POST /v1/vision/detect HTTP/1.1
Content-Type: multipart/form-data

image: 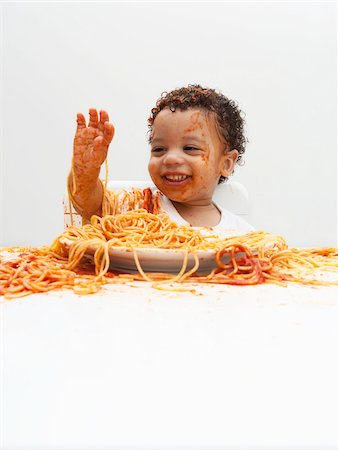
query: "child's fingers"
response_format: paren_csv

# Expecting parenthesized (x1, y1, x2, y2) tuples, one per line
(99, 110, 109, 125)
(76, 113, 86, 130)
(88, 108, 99, 128)
(104, 122, 115, 144)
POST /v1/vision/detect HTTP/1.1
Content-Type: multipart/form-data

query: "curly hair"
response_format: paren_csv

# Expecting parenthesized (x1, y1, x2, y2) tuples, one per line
(148, 84, 247, 183)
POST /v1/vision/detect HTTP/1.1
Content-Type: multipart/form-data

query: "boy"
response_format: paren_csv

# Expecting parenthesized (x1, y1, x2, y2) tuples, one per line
(68, 84, 254, 232)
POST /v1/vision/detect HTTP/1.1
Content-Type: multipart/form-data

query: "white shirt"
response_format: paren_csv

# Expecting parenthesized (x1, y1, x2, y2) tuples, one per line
(159, 194, 255, 236)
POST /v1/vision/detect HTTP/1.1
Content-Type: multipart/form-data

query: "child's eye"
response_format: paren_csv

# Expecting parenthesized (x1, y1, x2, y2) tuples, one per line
(184, 146, 200, 153)
(151, 147, 166, 155)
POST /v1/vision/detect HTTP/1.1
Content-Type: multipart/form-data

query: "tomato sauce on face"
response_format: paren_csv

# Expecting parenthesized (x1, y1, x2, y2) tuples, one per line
(148, 108, 234, 207)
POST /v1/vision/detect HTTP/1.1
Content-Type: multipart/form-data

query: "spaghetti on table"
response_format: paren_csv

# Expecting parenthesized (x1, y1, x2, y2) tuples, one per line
(1, 196, 338, 299)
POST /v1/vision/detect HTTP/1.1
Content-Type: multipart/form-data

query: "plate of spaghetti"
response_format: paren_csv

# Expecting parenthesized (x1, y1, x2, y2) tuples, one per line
(56, 210, 236, 275)
(59, 240, 220, 275)
(54, 209, 294, 277)
(2, 209, 337, 300)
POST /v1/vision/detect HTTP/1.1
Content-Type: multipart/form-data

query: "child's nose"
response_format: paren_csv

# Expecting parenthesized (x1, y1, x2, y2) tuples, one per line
(162, 149, 185, 165)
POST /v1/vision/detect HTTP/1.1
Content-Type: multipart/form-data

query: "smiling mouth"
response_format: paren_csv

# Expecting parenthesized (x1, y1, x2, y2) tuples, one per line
(163, 175, 191, 182)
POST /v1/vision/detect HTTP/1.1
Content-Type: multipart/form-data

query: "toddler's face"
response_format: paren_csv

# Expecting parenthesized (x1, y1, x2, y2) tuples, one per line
(148, 108, 238, 205)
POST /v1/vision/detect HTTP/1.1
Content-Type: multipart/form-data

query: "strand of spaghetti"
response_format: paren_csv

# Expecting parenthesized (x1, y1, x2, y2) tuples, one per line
(104, 159, 108, 192)
(132, 248, 154, 282)
(152, 250, 189, 285)
(132, 248, 190, 285)
(151, 252, 200, 293)
(94, 241, 111, 277)
(68, 165, 75, 226)
(169, 251, 200, 282)
(66, 239, 101, 270)
(99, 158, 109, 217)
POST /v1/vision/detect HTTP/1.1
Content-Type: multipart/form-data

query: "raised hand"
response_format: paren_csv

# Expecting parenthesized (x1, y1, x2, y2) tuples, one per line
(73, 108, 115, 173)
(69, 108, 115, 218)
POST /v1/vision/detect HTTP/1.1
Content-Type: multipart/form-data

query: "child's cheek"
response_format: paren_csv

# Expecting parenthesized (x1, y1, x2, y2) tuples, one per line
(148, 160, 157, 179)
(201, 152, 209, 165)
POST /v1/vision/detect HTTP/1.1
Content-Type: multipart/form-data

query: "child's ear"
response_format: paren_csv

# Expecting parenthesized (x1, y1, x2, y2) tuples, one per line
(221, 149, 239, 177)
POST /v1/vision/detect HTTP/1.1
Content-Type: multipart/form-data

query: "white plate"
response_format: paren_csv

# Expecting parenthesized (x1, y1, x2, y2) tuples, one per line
(59, 227, 250, 275)
(60, 238, 224, 275)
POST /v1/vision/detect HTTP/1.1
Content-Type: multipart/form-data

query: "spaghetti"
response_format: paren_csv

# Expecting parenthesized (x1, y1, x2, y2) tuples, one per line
(1, 211, 337, 299)
(0, 246, 106, 299)
(68, 169, 162, 226)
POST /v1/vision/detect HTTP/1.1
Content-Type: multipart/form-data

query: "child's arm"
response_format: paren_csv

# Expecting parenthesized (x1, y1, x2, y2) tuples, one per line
(68, 109, 115, 220)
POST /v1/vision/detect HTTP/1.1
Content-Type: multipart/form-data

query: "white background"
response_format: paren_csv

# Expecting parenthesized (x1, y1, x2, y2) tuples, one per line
(0, 1, 336, 248)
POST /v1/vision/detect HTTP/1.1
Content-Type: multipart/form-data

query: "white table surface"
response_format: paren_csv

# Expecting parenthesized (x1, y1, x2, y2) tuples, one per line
(1, 280, 337, 450)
